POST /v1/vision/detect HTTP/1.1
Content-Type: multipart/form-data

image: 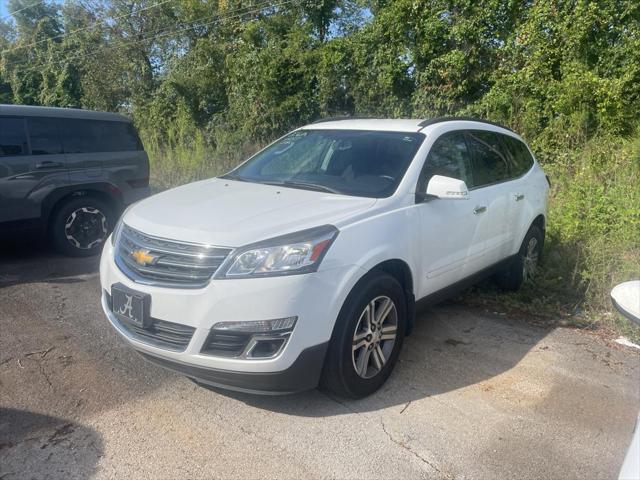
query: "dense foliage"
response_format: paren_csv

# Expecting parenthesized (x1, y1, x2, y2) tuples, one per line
(1, 0, 638, 335)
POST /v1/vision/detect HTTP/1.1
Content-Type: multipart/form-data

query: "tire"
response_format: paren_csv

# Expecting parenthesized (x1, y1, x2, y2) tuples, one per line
(321, 273, 406, 398)
(494, 224, 544, 292)
(50, 196, 115, 257)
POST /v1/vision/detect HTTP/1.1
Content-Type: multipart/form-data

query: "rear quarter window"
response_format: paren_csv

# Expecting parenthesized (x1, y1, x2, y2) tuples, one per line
(502, 135, 534, 177)
(59, 118, 143, 153)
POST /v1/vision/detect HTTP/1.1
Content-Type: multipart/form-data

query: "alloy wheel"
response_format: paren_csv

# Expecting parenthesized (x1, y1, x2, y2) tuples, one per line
(351, 295, 398, 379)
(64, 207, 108, 250)
(523, 237, 539, 282)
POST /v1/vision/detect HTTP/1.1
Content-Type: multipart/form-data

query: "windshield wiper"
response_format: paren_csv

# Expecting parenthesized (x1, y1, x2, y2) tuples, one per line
(282, 181, 341, 194)
(257, 180, 340, 194)
(219, 173, 249, 182)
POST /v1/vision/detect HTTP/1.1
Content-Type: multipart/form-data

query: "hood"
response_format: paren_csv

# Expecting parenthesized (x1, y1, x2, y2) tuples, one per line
(124, 178, 377, 247)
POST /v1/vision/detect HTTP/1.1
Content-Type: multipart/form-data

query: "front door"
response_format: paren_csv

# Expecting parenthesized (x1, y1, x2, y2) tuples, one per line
(415, 131, 485, 297)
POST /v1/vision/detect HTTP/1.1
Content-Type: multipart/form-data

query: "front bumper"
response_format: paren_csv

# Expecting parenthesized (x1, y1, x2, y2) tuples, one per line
(138, 343, 328, 394)
(100, 240, 363, 393)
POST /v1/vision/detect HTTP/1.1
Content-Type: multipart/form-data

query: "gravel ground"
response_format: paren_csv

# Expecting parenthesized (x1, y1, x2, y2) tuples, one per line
(1, 241, 639, 479)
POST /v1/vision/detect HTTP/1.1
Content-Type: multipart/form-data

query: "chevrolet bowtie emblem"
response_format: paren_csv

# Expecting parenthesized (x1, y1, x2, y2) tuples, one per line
(131, 249, 157, 266)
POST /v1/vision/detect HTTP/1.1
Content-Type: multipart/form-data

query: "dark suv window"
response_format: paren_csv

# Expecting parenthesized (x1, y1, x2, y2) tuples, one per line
(26, 117, 63, 155)
(0, 117, 28, 157)
(59, 119, 142, 153)
(418, 131, 473, 191)
(501, 135, 534, 177)
(466, 130, 510, 188)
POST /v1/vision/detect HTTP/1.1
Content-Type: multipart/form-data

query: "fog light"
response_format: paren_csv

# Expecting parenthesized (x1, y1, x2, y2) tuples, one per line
(249, 338, 286, 358)
(202, 317, 297, 359)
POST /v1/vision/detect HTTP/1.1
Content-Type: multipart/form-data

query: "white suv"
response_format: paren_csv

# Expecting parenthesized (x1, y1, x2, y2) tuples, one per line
(100, 118, 549, 398)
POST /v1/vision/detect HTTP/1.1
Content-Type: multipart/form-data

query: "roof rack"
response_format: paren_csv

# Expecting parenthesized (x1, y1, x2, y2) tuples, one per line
(312, 116, 372, 124)
(417, 116, 515, 133)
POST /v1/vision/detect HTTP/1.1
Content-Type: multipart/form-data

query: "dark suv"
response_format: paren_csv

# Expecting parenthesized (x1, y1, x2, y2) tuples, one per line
(0, 105, 149, 256)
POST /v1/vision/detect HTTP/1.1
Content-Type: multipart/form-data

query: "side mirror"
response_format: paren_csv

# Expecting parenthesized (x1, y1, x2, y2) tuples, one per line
(422, 175, 469, 200)
(611, 281, 640, 325)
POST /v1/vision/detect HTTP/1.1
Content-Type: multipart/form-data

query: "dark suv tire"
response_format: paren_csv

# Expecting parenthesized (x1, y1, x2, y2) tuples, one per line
(321, 272, 406, 398)
(494, 224, 544, 292)
(50, 196, 115, 257)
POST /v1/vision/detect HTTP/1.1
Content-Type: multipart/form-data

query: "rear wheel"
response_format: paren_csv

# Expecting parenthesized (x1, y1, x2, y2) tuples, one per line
(321, 273, 406, 398)
(50, 196, 115, 257)
(494, 224, 543, 291)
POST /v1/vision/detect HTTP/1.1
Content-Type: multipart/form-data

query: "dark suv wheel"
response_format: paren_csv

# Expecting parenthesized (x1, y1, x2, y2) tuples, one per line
(50, 196, 115, 257)
(321, 273, 406, 398)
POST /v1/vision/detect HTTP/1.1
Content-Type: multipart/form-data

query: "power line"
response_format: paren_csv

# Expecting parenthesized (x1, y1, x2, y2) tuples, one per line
(2, 0, 283, 67)
(1, 0, 46, 22)
(1, 0, 176, 54)
(2, 0, 300, 70)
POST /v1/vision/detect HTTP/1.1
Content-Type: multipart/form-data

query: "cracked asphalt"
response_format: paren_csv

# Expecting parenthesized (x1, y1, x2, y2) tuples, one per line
(1, 238, 639, 479)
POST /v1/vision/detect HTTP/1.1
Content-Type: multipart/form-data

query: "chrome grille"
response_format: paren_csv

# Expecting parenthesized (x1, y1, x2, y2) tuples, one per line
(114, 224, 232, 288)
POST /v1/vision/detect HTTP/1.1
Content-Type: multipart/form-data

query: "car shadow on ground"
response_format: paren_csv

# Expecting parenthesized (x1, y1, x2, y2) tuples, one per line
(0, 408, 103, 479)
(203, 302, 551, 416)
(0, 235, 99, 288)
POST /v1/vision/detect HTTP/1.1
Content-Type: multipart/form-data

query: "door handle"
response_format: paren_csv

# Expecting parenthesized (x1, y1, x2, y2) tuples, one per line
(473, 206, 487, 214)
(514, 193, 525, 201)
(35, 160, 63, 169)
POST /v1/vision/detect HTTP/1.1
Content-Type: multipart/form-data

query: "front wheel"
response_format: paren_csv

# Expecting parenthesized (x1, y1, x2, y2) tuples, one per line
(494, 224, 544, 291)
(321, 273, 406, 398)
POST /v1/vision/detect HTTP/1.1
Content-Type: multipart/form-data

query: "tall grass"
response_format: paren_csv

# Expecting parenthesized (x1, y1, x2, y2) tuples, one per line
(142, 130, 264, 191)
(541, 136, 639, 339)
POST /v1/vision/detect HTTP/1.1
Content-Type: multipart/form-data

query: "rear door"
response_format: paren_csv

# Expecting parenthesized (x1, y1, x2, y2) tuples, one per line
(464, 130, 513, 269)
(500, 134, 536, 253)
(60, 118, 105, 178)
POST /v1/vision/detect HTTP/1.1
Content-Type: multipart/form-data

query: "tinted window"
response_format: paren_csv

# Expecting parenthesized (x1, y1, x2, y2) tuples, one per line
(419, 132, 472, 191)
(99, 122, 142, 152)
(225, 130, 425, 198)
(0, 117, 28, 157)
(27, 117, 63, 155)
(466, 130, 510, 187)
(502, 135, 534, 177)
(59, 119, 142, 153)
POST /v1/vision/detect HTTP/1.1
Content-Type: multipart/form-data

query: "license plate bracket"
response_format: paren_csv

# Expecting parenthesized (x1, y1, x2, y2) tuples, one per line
(111, 283, 151, 328)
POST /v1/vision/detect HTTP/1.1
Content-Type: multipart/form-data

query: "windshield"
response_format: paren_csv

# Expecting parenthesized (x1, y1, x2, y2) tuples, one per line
(222, 129, 425, 198)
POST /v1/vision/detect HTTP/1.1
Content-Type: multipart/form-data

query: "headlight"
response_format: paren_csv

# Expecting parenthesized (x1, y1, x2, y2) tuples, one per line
(110, 217, 123, 246)
(216, 225, 339, 279)
(110, 204, 136, 246)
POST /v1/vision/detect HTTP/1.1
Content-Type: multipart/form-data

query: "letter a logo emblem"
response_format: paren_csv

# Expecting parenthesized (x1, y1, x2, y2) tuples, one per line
(118, 294, 134, 319)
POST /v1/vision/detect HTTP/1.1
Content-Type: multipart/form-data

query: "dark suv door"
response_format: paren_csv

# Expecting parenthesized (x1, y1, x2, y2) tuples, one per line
(0, 116, 68, 223)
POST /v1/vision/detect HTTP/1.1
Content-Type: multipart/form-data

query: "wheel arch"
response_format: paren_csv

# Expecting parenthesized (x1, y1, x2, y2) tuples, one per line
(514, 212, 546, 255)
(532, 213, 545, 234)
(338, 258, 415, 338)
(527, 213, 546, 252)
(43, 184, 123, 231)
(369, 259, 415, 335)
